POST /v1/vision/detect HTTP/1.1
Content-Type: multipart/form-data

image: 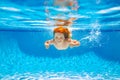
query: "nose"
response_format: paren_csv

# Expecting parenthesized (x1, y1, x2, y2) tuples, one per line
(58, 38, 61, 41)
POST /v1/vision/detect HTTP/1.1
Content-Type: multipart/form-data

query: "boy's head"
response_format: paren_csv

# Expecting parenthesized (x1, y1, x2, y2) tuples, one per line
(53, 26, 71, 43)
(54, 26, 70, 39)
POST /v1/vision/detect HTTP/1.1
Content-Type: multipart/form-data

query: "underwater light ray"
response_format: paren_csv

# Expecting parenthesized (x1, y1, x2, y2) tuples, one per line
(97, 6, 120, 14)
(0, 7, 21, 12)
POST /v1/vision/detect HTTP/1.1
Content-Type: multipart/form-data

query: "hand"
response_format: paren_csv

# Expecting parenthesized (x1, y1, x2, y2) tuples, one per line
(70, 40, 80, 48)
(45, 41, 50, 49)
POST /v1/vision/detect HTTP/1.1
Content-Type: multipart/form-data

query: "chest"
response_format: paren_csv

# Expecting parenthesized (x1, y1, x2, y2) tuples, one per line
(54, 42, 69, 50)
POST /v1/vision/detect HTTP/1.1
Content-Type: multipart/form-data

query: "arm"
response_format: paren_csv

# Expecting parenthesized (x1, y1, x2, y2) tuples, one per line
(44, 39, 54, 49)
(70, 39, 80, 48)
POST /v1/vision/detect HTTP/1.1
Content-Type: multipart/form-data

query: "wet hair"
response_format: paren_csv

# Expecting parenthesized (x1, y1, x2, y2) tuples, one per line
(53, 26, 71, 39)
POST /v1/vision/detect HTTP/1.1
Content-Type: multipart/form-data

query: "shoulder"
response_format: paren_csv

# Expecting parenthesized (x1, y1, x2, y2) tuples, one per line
(65, 38, 72, 43)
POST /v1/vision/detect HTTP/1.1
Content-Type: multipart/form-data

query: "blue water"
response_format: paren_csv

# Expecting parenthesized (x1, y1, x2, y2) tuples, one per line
(0, 0, 120, 79)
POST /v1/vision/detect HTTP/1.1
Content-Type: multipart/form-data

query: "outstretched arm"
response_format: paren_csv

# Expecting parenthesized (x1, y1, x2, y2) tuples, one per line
(44, 39, 54, 49)
(70, 39, 80, 48)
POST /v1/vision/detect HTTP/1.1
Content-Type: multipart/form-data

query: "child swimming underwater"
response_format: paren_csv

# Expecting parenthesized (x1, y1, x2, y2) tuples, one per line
(45, 26, 80, 50)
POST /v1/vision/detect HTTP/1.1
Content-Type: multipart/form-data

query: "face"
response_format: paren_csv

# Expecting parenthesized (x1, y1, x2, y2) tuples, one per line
(54, 32, 65, 43)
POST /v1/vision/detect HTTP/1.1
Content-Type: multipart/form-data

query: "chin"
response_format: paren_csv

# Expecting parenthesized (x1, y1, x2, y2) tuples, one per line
(56, 41, 62, 43)
(57, 41, 62, 44)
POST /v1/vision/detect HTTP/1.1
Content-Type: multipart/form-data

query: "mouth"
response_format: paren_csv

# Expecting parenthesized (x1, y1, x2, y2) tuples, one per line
(58, 40, 62, 42)
(57, 40, 62, 43)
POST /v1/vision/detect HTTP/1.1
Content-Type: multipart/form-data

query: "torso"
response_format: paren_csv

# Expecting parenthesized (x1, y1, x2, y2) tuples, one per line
(53, 40, 70, 50)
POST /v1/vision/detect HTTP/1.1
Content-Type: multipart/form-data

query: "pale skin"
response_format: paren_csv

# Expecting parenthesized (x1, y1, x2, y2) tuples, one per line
(45, 32, 80, 50)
